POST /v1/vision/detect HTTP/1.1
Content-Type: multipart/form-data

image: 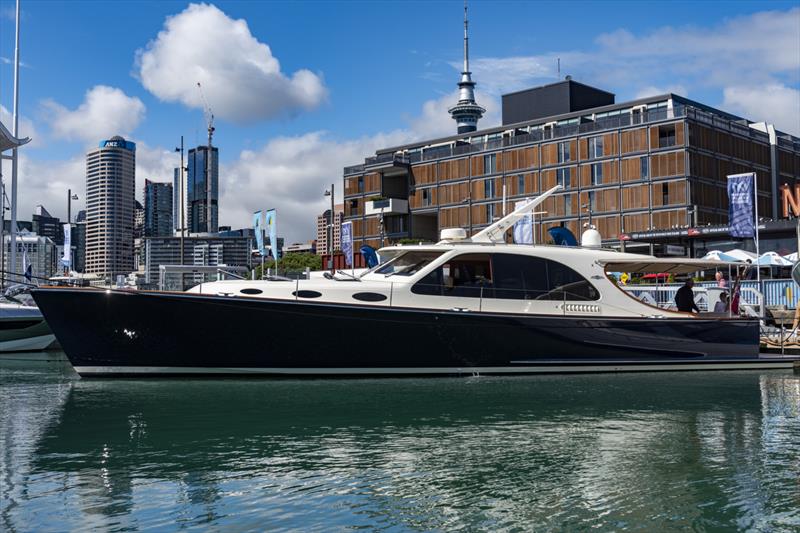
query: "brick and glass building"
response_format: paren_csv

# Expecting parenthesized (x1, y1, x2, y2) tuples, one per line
(342, 79, 800, 255)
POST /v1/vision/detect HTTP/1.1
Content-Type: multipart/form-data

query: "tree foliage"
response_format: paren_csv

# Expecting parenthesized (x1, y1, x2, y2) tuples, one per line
(253, 252, 322, 277)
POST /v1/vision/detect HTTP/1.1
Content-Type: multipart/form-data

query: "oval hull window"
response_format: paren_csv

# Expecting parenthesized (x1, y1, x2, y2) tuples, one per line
(352, 292, 387, 302)
(240, 288, 263, 295)
(293, 290, 322, 299)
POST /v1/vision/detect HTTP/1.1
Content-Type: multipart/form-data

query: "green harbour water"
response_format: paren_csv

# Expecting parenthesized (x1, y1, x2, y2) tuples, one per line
(1, 353, 799, 532)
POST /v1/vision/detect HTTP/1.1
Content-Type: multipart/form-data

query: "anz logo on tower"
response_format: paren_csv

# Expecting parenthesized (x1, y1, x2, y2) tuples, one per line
(100, 138, 136, 151)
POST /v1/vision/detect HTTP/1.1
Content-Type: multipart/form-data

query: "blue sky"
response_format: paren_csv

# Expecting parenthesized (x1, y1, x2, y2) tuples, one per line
(1, 0, 798, 242)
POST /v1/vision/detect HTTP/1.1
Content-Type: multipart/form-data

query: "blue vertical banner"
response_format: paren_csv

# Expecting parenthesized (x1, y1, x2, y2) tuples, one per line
(727, 173, 755, 238)
(265, 209, 278, 262)
(513, 199, 534, 244)
(252, 210, 264, 256)
(341, 221, 354, 267)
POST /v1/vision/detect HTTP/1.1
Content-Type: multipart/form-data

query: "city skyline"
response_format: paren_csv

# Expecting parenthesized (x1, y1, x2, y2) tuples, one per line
(0, 1, 798, 243)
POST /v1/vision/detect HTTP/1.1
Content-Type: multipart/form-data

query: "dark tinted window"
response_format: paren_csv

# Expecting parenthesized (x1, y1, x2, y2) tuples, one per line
(491, 253, 598, 301)
(411, 254, 492, 298)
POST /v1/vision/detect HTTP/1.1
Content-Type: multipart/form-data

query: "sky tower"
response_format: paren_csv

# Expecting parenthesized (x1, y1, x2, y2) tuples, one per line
(448, 1, 485, 134)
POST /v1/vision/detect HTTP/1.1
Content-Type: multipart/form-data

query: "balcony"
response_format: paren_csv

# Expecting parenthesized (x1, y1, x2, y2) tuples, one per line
(365, 198, 408, 216)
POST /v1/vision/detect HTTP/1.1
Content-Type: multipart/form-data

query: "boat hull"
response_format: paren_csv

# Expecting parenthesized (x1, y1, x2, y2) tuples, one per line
(32, 287, 785, 377)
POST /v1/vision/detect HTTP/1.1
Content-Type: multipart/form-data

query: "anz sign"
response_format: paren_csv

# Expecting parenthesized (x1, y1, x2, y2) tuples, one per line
(100, 139, 136, 151)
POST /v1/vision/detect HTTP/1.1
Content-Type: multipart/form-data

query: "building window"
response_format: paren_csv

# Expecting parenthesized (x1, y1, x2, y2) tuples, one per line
(422, 188, 432, 206)
(486, 203, 496, 222)
(662, 183, 669, 205)
(484, 153, 497, 174)
(517, 174, 525, 193)
(591, 163, 603, 185)
(357, 176, 364, 192)
(484, 178, 496, 199)
(557, 141, 571, 163)
(588, 190, 596, 211)
(350, 199, 359, 209)
(641, 157, 649, 179)
(588, 136, 604, 158)
(564, 196, 572, 216)
(557, 168, 571, 189)
(658, 125, 676, 148)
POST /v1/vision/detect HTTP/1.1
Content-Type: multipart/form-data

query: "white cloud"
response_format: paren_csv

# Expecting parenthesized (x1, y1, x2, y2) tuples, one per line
(456, 8, 799, 103)
(42, 85, 145, 143)
(634, 85, 688, 100)
(136, 3, 327, 124)
(1, 153, 85, 223)
(405, 90, 501, 139)
(1, 104, 41, 147)
(723, 84, 800, 135)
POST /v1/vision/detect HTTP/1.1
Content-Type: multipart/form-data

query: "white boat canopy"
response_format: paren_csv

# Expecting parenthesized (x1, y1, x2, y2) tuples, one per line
(599, 257, 739, 275)
(701, 250, 742, 262)
(755, 251, 793, 267)
(724, 248, 758, 262)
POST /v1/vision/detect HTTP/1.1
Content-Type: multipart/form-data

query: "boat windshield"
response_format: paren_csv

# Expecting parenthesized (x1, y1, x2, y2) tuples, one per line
(376, 251, 445, 277)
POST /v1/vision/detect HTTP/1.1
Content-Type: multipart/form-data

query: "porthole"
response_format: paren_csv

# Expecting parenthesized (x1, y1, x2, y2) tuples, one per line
(240, 288, 263, 295)
(293, 290, 322, 299)
(352, 292, 387, 302)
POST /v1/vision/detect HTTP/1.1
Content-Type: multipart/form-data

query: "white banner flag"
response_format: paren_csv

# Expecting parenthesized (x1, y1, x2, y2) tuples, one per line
(61, 223, 72, 265)
(512, 199, 534, 244)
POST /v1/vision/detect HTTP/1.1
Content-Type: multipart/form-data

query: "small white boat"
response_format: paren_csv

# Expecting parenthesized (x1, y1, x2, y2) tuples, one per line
(0, 301, 56, 352)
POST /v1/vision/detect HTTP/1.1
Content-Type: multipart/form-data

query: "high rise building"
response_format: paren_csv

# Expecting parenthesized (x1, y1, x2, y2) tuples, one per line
(187, 146, 219, 234)
(316, 204, 343, 255)
(144, 179, 173, 237)
(85, 136, 136, 279)
(31, 205, 63, 245)
(447, 3, 484, 134)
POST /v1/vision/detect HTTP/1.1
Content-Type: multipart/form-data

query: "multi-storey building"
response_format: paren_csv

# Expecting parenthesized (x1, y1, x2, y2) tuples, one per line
(31, 205, 63, 245)
(316, 204, 343, 255)
(187, 145, 219, 234)
(144, 234, 251, 290)
(144, 179, 174, 237)
(3, 233, 58, 279)
(85, 136, 136, 279)
(343, 79, 800, 253)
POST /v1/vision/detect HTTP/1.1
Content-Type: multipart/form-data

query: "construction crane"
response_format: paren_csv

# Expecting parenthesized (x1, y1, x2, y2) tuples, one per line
(197, 82, 216, 233)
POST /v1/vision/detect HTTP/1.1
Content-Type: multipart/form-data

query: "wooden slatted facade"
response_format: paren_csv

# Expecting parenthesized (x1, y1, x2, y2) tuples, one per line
(343, 97, 799, 248)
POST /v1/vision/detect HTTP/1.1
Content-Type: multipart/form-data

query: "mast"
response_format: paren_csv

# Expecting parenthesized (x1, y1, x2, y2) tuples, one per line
(9, 0, 21, 279)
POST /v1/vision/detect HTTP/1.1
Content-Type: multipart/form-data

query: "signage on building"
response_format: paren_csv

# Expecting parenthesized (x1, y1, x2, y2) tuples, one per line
(664, 245, 685, 256)
(781, 183, 800, 218)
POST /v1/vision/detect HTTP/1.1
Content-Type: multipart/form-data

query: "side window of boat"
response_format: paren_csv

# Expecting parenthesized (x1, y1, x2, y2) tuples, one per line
(491, 253, 599, 301)
(411, 254, 493, 298)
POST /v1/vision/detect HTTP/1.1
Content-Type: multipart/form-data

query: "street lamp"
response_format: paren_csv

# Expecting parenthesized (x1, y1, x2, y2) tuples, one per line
(324, 184, 334, 272)
(175, 136, 186, 266)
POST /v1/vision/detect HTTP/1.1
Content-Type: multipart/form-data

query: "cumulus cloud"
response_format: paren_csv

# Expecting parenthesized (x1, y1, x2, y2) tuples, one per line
(1, 153, 86, 223)
(42, 85, 145, 143)
(136, 3, 327, 124)
(457, 8, 799, 103)
(1, 104, 41, 147)
(723, 84, 800, 135)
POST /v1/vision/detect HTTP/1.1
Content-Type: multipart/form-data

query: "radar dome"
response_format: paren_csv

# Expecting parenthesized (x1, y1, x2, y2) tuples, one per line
(581, 228, 602, 248)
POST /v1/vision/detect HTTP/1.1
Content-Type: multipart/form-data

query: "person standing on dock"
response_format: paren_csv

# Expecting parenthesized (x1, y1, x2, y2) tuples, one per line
(675, 279, 700, 313)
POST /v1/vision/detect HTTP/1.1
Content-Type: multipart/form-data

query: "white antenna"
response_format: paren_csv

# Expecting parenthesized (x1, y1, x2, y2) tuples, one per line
(471, 185, 562, 243)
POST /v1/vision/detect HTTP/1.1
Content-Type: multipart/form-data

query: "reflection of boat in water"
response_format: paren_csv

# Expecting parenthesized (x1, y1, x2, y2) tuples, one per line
(33, 187, 799, 377)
